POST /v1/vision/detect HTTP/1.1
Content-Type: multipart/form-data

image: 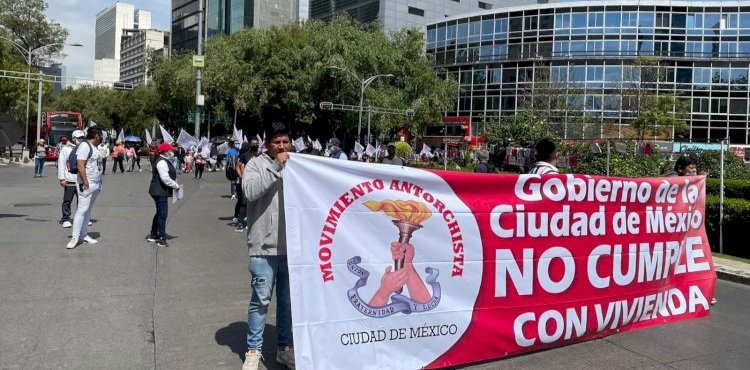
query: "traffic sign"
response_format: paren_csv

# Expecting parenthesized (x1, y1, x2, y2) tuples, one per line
(192, 55, 205, 68)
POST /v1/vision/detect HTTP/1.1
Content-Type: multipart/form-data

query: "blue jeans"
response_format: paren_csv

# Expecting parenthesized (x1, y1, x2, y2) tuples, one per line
(247, 255, 293, 351)
(230, 180, 237, 196)
(150, 195, 169, 239)
(34, 157, 45, 175)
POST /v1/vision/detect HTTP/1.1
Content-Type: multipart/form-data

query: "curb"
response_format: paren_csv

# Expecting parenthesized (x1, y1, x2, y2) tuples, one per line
(716, 267, 750, 286)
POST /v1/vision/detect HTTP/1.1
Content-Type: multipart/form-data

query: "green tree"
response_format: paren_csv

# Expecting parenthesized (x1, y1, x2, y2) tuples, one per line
(631, 94, 689, 141)
(0, 0, 69, 64)
(196, 16, 455, 139)
(483, 111, 559, 148)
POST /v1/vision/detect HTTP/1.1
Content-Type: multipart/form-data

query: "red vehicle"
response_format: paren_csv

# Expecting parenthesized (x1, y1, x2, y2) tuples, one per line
(420, 116, 484, 150)
(32, 112, 84, 161)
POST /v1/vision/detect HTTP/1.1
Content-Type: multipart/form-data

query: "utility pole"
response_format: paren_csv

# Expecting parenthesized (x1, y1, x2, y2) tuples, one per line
(35, 71, 43, 144)
(194, 0, 205, 138)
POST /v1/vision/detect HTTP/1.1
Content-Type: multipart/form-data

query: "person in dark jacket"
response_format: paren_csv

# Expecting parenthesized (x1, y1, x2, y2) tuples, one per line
(147, 143, 182, 247)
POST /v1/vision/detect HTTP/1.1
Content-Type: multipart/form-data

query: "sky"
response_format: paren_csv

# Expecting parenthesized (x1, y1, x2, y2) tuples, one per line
(45, 0, 171, 81)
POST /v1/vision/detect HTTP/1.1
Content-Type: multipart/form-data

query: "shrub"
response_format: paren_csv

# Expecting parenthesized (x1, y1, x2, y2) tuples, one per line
(695, 150, 750, 180)
(705, 195, 750, 258)
(567, 141, 664, 178)
(706, 178, 750, 199)
(394, 141, 413, 159)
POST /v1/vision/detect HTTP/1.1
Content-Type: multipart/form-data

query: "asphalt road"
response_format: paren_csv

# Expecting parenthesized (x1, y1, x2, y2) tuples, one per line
(0, 162, 748, 370)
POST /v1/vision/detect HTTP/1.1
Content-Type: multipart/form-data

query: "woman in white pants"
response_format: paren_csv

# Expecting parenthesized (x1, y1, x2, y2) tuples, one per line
(67, 127, 104, 250)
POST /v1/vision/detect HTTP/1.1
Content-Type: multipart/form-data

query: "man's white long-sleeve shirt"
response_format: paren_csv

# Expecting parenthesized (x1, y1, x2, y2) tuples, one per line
(156, 157, 180, 189)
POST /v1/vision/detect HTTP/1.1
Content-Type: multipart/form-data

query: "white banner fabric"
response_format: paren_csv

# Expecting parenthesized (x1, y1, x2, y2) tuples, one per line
(283, 154, 482, 369)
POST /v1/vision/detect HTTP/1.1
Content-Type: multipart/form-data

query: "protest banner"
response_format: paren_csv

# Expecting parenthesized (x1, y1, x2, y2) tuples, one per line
(283, 154, 716, 369)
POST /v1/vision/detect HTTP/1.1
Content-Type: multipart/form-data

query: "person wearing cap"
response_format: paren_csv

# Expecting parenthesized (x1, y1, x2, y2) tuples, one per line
(67, 127, 105, 249)
(474, 149, 495, 173)
(56, 136, 67, 156)
(242, 123, 295, 370)
(34, 138, 49, 178)
(147, 143, 182, 248)
(327, 138, 347, 160)
(57, 131, 85, 228)
(381, 143, 404, 166)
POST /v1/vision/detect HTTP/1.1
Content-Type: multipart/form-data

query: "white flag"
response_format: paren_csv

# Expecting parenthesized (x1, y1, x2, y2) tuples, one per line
(256, 134, 264, 153)
(365, 144, 376, 157)
(145, 129, 153, 145)
(217, 142, 229, 155)
(354, 141, 365, 154)
(177, 129, 198, 149)
(313, 139, 322, 151)
(116, 129, 124, 144)
(234, 129, 243, 144)
(293, 137, 306, 152)
(159, 125, 174, 144)
(198, 137, 210, 158)
(420, 143, 434, 159)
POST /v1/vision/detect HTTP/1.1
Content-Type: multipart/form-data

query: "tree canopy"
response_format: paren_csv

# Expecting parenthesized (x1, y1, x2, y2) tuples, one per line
(147, 16, 457, 140)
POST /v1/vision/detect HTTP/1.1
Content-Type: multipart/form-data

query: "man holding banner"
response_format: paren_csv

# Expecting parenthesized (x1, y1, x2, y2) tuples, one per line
(241, 123, 295, 370)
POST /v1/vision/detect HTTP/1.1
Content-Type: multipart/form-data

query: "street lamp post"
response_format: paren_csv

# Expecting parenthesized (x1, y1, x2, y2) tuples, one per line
(329, 66, 393, 142)
(0, 36, 82, 151)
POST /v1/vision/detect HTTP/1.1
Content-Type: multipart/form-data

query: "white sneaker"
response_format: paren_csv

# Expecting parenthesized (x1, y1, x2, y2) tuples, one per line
(66, 237, 79, 249)
(231, 194, 237, 200)
(276, 346, 295, 369)
(82, 235, 98, 244)
(242, 350, 262, 370)
(232, 217, 238, 225)
(88, 221, 93, 226)
(61, 221, 72, 228)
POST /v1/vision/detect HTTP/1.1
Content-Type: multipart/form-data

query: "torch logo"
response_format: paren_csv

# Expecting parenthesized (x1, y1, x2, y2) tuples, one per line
(346, 199, 441, 318)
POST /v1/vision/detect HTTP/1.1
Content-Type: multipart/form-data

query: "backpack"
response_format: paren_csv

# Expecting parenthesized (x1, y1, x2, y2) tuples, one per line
(68, 142, 93, 175)
(225, 154, 239, 181)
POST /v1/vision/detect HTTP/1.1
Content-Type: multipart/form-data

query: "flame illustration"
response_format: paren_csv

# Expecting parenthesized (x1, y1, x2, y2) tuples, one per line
(363, 200, 432, 225)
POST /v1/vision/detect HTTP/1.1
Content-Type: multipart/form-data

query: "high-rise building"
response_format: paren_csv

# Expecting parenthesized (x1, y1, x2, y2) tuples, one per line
(41, 64, 64, 96)
(120, 29, 171, 87)
(426, 0, 750, 144)
(172, 0, 300, 53)
(94, 2, 152, 84)
(308, 0, 559, 32)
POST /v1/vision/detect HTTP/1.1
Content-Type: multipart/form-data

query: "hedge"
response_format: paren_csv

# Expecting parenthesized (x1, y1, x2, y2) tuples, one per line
(705, 195, 750, 258)
(705, 178, 750, 199)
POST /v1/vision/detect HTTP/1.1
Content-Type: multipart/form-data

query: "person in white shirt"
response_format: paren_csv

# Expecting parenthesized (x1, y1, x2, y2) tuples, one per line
(147, 143, 182, 247)
(528, 138, 559, 175)
(57, 130, 85, 228)
(67, 127, 104, 249)
(98, 142, 110, 174)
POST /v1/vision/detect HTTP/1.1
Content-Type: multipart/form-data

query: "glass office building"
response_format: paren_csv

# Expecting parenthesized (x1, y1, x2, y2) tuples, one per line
(426, 1, 750, 143)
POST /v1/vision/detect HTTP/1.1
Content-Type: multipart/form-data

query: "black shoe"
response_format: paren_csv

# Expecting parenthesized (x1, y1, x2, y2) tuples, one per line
(157, 239, 168, 247)
(235, 223, 246, 232)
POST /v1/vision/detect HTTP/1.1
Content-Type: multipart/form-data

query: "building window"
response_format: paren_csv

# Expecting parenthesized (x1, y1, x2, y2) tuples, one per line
(478, 1, 491, 10)
(408, 7, 424, 17)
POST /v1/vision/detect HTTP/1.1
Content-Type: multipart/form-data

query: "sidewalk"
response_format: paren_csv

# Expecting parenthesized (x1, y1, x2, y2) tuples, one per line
(714, 255, 750, 285)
